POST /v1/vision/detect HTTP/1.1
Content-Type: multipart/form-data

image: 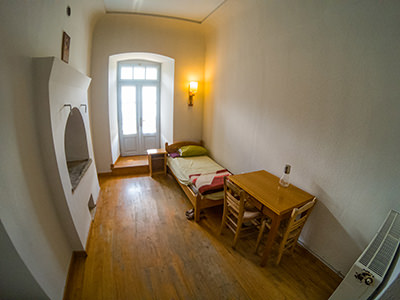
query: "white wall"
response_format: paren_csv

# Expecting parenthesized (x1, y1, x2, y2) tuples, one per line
(0, 222, 49, 300)
(160, 59, 175, 147)
(203, 0, 400, 275)
(0, 1, 104, 299)
(33, 57, 101, 250)
(91, 14, 205, 172)
(108, 55, 120, 164)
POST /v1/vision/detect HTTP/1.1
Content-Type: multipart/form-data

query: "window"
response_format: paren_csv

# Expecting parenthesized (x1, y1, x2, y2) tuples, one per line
(117, 60, 161, 155)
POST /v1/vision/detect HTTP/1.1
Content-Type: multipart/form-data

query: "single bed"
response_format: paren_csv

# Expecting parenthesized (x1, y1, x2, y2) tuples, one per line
(165, 141, 230, 222)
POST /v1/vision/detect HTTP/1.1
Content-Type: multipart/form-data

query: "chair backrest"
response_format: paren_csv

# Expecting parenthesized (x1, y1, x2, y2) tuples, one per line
(278, 197, 316, 262)
(224, 177, 246, 217)
(222, 177, 264, 249)
(289, 197, 316, 230)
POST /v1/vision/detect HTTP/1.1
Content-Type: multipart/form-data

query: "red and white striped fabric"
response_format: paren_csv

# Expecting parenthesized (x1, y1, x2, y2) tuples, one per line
(189, 169, 231, 194)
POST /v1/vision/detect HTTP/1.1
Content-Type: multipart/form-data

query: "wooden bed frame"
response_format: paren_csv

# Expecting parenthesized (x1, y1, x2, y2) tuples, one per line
(165, 141, 224, 222)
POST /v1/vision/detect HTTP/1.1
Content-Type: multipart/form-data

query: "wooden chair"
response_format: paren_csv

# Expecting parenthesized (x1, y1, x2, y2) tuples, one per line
(219, 177, 264, 249)
(256, 197, 316, 265)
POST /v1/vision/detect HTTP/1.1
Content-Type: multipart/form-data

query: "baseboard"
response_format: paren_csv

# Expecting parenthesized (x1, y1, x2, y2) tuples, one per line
(98, 172, 113, 177)
(73, 251, 87, 258)
(85, 220, 95, 252)
(63, 251, 87, 300)
(63, 220, 94, 298)
(297, 240, 344, 278)
(111, 165, 149, 176)
(110, 155, 120, 170)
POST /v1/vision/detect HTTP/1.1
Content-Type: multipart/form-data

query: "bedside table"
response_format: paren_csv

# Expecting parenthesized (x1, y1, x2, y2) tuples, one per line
(147, 148, 167, 176)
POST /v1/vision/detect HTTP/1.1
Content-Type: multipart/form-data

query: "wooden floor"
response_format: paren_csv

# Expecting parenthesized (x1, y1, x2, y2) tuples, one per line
(110, 155, 150, 176)
(114, 155, 149, 168)
(64, 174, 341, 300)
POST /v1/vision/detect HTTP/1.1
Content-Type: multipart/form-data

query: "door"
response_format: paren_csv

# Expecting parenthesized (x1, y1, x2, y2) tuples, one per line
(118, 61, 161, 156)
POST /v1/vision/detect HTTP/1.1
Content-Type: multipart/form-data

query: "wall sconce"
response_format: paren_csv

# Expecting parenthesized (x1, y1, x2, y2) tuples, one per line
(188, 81, 198, 106)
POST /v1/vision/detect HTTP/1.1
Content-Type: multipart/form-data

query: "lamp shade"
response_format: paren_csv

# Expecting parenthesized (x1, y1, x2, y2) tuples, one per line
(189, 81, 198, 95)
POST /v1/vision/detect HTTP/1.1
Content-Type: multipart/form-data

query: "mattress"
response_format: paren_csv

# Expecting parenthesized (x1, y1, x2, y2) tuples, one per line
(167, 155, 225, 200)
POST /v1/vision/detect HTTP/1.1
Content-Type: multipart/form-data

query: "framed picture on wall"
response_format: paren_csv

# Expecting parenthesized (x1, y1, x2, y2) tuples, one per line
(61, 31, 70, 63)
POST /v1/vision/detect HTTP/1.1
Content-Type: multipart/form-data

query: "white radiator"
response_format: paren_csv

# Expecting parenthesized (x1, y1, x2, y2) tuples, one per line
(329, 210, 400, 300)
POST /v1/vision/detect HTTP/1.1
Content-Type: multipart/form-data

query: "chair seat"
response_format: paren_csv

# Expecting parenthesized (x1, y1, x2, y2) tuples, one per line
(219, 177, 264, 249)
(243, 210, 261, 220)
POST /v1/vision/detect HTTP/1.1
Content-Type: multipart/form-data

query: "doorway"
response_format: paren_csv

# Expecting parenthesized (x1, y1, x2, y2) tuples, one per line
(117, 60, 161, 155)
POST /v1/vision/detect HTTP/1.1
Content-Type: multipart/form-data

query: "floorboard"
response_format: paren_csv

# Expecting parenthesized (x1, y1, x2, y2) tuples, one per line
(64, 174, 341, 300)
(114, 155, 148, 168)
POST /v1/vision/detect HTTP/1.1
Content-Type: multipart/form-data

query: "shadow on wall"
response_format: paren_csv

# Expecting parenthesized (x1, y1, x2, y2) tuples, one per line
(300, 185, 364, 276)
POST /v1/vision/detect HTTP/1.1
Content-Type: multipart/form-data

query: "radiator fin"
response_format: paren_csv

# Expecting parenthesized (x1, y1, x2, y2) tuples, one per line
(389, 214, 400, 239)
(329, 210, 400, 300)
(368, 235, 398, 277)
(359, 212, 396, 267)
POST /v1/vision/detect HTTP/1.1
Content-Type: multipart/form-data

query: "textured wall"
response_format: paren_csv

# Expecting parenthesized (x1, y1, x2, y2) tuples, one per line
(0, 0, 104, 298)
(203, 0, 400, 275)
(91, 14, 205, 172)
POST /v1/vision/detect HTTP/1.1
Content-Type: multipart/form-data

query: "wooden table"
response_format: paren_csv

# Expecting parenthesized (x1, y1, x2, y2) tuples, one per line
(147, 149, 167, 176)
(228, 170, 314, 266)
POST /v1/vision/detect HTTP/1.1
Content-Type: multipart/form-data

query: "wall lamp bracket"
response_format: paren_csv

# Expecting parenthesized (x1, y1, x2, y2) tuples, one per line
(188, 81, 198, 106)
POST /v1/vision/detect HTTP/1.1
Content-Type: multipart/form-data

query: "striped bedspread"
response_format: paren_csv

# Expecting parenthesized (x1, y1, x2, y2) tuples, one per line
(189, 169, 231, 194)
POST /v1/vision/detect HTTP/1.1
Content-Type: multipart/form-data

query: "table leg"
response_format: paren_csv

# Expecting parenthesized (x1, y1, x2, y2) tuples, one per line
(148, 155, 152, 176)
(163, 153, 167, 175)
(260, 215, 281, 266)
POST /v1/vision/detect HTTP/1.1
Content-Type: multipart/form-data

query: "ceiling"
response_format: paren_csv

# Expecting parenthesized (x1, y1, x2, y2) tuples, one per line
(103, 0, 226, 23)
